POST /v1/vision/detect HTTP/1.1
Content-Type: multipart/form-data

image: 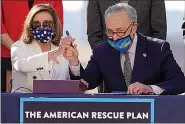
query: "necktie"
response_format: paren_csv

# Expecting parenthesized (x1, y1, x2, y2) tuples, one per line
(123, 52, 132, 86)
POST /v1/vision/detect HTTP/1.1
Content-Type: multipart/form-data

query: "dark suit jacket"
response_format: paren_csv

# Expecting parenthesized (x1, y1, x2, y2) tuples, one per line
(182, 17, 185, 36)
(71, 33, 185, 95)
(87, 0, 167, 49)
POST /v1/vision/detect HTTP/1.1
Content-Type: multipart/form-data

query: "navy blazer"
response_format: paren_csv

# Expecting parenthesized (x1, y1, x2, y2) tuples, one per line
(71, 33, 185, 94)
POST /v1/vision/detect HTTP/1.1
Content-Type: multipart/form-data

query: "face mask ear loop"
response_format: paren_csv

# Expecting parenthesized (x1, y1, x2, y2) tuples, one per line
(129, 23, 135, 43)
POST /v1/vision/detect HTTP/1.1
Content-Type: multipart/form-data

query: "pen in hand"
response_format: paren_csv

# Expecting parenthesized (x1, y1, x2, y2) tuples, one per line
(66, 30, 70, 36)
(66, 30, 74, 47)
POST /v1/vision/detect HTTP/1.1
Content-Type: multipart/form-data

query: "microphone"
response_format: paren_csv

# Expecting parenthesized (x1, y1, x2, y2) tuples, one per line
(13, 87, 32, 93)
(35, 67, 44, 80)
(12, 67, 45, 93)
(33, 76, 37, 79)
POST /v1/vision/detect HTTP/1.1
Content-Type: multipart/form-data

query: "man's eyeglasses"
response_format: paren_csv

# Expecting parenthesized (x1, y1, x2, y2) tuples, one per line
(105, 22, 134, 38)
(31, 20, 54, 29)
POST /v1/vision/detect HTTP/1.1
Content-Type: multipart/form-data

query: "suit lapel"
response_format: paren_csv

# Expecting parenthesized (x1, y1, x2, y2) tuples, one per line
(107, 44, 127, 88)
(28, 41, 52, 80)
(131, 33, 148, 83)
(28, 40, 42, 55)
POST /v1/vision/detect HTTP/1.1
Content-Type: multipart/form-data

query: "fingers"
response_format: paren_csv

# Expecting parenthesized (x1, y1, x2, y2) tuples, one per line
(64, 52, 74, 57)
(64, 44, 78, 56)
(62, 44, 68, 54)
(127, 85, 132, 94)
(128, 82, 153, 95)
(138, 88, 144, 94)
(133, 87, 139, 94)
(128, 82, 141, 94)
(59, 36, 75, 48)
(67, 45, 76, 52)
(63, 36, 75, 46)
(80, 79, 88, 86)
(58, 37, 76, 54)
(128, 84, 139, 94)
(74, 44, 77, 49)
(59, 36, 78, 60)
(79, 79, 88, 92)
(65, 44, 77, 54)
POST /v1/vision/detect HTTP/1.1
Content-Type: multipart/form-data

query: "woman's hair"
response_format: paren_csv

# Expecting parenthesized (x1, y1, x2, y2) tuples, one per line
(20, 4, 62, 46)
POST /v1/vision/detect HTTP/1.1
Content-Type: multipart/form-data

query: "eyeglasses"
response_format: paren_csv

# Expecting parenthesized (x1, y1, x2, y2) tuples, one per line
(105, 22, 134, 38)
(31, 20, 54, 29)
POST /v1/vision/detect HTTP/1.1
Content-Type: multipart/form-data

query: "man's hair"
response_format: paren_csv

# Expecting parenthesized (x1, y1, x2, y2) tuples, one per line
(104, 3, 137, 23)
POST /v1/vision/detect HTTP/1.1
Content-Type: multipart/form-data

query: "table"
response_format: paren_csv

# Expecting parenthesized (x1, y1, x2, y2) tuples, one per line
(1, 93, 185, 123)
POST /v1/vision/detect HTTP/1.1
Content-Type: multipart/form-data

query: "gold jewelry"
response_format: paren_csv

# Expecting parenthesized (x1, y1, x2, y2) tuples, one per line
(52, 57, 59, 65)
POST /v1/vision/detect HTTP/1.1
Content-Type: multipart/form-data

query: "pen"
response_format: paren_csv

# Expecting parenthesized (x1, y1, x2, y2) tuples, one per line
(66, 30, 73, 47)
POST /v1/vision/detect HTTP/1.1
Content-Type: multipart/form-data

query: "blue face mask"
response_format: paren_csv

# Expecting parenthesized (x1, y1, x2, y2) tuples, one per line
(107, 35, 132, 53)
(31, 27, 54, 43)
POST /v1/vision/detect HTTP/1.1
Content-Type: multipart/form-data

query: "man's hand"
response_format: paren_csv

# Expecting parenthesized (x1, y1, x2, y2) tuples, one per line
(128, 82, 153, 94)
(58, 36, 75, 54)
(79, 79, 89, 93)
(63, 38, 79, 66)
(48, 36, 75, 61)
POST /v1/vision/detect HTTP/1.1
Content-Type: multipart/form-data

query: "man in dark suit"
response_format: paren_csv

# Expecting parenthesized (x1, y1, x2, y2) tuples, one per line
(66, 3, 185, 95)
(87, 0, 167, 49)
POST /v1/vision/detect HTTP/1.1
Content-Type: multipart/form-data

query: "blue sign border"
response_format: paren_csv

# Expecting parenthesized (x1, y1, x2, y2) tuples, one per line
(20, 98, 154, 123)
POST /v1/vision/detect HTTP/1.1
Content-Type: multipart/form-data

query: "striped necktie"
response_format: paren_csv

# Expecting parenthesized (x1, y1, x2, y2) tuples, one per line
(123, 52, 132, 86)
